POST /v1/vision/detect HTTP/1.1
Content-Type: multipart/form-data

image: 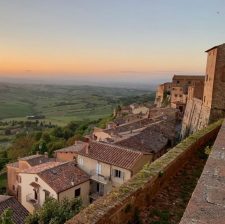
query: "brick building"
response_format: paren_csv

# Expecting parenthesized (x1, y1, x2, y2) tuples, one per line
(154, 82, 172, 107)
(181, 43, 225, 138)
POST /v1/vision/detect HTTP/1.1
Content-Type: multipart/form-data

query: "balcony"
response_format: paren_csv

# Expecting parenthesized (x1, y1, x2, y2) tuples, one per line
(26, 193, 40, 208)
(90, 170, 111, 185)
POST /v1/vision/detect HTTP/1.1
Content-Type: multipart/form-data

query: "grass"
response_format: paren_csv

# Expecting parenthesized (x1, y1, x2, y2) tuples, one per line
(0, 83, 154, 126)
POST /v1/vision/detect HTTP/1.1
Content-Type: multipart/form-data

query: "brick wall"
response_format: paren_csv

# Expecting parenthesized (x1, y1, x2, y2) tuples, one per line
(180, 120, 225, 223)
(66, 120, 222, 224)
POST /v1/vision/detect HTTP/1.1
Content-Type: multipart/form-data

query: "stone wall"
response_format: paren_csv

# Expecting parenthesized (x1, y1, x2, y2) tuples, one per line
(67, 120, 223, 224)
(180, 119, 225, 224)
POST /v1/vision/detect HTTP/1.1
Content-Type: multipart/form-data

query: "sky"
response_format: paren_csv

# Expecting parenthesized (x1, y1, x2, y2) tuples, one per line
(0, 0, 225, 85)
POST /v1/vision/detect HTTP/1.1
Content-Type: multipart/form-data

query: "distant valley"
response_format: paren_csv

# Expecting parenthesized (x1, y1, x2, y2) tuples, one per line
(0, 82, 155, 126)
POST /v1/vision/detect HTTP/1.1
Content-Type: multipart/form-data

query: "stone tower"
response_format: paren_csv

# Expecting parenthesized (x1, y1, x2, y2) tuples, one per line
(203, 43, 225, 123)
(180, 43, 225, 138)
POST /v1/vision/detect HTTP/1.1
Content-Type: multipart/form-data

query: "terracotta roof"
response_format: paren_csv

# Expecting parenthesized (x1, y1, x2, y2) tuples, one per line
(38, 161, 89, 193)
(105, 118, 155, 134)
(22, 162, 63, 174)
(77, 141, 144, 170)
(19, 154, 53, 166)
(55, 142, 87, 153)
(0, 195, 29, 224)
(115, 127, 168, 154)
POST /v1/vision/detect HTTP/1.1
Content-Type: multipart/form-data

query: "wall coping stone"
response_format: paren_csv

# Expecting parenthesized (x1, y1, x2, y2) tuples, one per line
(180, 119, 225, 224)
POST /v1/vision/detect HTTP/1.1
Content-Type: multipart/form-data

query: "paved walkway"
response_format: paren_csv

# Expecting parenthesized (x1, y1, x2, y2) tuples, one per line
(180, 121, 225, 224)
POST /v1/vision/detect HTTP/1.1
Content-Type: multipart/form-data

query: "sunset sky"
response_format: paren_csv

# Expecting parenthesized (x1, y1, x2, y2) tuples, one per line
(1, 0, 225, 84)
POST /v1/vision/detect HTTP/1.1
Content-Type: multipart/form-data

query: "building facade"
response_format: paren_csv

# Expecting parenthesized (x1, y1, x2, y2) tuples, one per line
(19, 161, 90, 213)
(181, 43, 225, 138)
(55, 141, 151, 202)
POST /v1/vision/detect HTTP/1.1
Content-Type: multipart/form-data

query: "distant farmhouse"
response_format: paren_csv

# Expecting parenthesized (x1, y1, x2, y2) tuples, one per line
(27, 115, 45, 120)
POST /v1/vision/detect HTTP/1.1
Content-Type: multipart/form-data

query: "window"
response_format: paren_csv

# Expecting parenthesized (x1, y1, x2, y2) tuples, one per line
(75, 188, 81, 197)
(78, 157, 83, 165)
(44, 190, 50, 200)
(175, 94, 178, 97)
(114, 169, 122, 178)
(204, 96, 206, 103)
(96, 163, 102, 174)
(16, 175, 21, 183)
(34, 189, 38, 200)
(176, 80, 180, 84)
(188, 81, 191, 84)
(35, 177, 38, 182)
(179, 95, 182, 97)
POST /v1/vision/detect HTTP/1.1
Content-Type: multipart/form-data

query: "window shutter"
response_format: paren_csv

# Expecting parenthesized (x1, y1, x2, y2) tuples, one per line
(121, 172, 125, 180)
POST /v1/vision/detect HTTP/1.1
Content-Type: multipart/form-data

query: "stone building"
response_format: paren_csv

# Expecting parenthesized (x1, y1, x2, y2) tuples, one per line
(154, 76, 204, 112)
(6, 153, 52, 198)
(154, 82, 172, 107)
(19, 161, 90, 213)
(55, 141, 151, 202)
(181, 43, 225, 138)
(170, 75, 205, 112)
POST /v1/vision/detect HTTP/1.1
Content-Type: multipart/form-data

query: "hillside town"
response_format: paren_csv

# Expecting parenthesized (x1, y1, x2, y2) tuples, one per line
(1, 43, 225, 224)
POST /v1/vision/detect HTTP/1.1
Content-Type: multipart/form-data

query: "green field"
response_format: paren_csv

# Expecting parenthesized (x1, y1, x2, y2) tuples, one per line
(0, 83, 154, 126)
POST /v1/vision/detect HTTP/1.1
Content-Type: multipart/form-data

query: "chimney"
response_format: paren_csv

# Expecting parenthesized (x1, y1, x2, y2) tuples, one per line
(44, 152, 48, 158)
(36, 151, 39, 155)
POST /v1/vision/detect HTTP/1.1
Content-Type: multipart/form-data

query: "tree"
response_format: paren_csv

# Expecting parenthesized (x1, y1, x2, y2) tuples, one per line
(35, 132, 42, 141)
(47, 140, 66, 156)
(25, 197, 82, 224)
(4, 129, 11, 136)
(42, 133, 51, 143)
(0, 208, 15, 224)
(51, 127, 64, 138)
(7, 135, 35, 160)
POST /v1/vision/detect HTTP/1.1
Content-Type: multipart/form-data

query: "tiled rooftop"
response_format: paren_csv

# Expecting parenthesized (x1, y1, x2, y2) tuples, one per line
(21, 161, 89, 193)
(55, 141, 87, 153)
(21, 161, 63, 174)
(115, 127, 168, 153)
(21, 154, 53, 166)
(0, 195, 29, 224)
(77, 141, 145, 170)
(39, 161, 89, 193)
(180, 121, 225, 224)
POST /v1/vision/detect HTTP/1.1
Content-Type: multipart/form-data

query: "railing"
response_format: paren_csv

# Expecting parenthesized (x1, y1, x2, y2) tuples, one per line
(26, 193, 38, 205)
(89, 191, 104, 201)
(90, 170, 111, 185)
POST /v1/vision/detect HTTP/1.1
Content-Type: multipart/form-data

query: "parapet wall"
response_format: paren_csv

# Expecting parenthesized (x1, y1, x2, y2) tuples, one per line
(67, 120, 223, 224)
(180, 119, 225, 223)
